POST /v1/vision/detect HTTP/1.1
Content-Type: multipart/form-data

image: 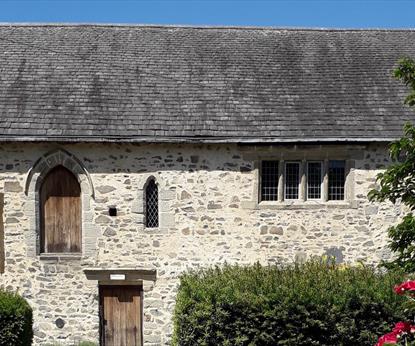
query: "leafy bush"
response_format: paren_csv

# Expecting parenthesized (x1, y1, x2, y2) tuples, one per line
(172, 260, 407, 346)
(0, 289, 33, 346)
(368, 57, 415, 273)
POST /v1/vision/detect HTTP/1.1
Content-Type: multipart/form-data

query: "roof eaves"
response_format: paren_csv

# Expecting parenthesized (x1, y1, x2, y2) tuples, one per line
(0, 135, 397, 144)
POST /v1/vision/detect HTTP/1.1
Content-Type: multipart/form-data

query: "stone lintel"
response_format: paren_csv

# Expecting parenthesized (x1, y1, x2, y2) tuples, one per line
(240, 144, 367, 158)
(84, 268, 157, 282)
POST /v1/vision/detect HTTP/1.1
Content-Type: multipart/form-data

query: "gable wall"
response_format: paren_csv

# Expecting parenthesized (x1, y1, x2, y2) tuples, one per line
(0, 142, 402, 345)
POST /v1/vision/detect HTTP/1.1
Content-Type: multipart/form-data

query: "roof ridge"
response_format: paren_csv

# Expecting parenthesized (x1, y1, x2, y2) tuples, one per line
(0, 23, 414, 31)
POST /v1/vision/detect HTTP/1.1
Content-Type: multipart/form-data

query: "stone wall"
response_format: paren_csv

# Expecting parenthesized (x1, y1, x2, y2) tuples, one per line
(0, 142, 402, 345)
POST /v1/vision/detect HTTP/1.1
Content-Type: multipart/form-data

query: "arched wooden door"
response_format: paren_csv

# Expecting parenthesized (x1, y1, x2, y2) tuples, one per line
(40, 165, 81, 253)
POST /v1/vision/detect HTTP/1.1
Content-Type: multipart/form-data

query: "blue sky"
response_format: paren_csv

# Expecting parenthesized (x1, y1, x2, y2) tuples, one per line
(0, 0, 414, 28)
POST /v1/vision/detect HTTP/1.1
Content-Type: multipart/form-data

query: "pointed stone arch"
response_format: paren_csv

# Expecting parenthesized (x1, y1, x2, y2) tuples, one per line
(142, 175, 160, 196)
(25, 148, 95, 199)
(25, 149, 98, 258)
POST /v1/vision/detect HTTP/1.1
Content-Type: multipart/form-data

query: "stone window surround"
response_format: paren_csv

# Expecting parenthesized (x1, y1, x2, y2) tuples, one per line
(240, 145, 362, 210)
(25, 149, 99, 259)
(131, 174, 175, 233)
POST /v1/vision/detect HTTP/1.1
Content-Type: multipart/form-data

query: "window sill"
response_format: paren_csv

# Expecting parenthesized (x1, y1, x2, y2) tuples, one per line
(39, 253, 82, 261)
(142, 227, 168, 234)
(241, 200, 358, 210)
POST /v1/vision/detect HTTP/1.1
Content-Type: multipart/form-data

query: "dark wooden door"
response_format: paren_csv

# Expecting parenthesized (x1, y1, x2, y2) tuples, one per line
(100, 286, 143, 346)
(40, 165, 81, 253)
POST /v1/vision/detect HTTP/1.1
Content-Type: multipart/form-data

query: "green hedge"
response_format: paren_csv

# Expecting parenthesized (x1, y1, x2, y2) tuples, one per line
(0, 289, 33, 346)
(173, 260, 407, 346)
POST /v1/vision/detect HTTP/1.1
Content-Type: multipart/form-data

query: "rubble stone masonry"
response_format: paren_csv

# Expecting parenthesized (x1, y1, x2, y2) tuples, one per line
(0, 142, 402, 345)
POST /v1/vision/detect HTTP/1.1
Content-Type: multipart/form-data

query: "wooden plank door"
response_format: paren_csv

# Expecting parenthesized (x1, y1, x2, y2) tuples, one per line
(100, 286, 143, 346)
(40, 165, 81, 253)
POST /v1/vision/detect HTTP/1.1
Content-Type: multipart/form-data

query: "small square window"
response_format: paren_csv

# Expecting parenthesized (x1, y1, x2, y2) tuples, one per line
(285, 162, 300, 200)
(261, 160, 278, 201)
(328, 160, 345, 200)
(307, 161, 322, 199)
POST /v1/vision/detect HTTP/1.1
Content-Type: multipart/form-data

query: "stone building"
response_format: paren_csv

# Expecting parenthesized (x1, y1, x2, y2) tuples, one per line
(1, 24, 415, 345)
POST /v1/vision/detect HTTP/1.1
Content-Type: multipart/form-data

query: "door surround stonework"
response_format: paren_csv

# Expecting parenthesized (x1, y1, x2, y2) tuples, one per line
(85, 268, 156, 346)
(24, 148, 98, 258)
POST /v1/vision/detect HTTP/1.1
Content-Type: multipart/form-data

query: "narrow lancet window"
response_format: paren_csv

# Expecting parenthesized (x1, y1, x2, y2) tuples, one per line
(145, 179, 159, 228)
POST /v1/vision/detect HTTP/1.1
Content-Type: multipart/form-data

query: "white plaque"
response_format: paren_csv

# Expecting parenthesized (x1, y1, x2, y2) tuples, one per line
(110, 274, 126, 280)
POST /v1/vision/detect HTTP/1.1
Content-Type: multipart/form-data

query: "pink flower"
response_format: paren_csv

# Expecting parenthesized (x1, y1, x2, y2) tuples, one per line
(375, 331, 398, 346)
(375, 321, 415, 346)
(393, 280, 415, 295)
(393, 321, 411, 334)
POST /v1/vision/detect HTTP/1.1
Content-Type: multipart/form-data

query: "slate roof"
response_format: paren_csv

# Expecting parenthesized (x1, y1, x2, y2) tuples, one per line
(0, 24, 415, 143)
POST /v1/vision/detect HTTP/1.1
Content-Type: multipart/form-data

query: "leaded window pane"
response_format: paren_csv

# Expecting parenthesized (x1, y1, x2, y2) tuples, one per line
(307, 162, 322, 199)
(261, 161, 278, 201)
(328, 160, 345, 200)
(285, 162, 300, 200)
(145, 180, 159, 228)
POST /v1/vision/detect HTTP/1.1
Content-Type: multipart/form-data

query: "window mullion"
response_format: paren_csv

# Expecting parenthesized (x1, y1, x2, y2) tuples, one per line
(278, 160, 284, 202)
(300, 160, 306, 202)
(345, 159, 352, 201)
(323, 159, 329, 202)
